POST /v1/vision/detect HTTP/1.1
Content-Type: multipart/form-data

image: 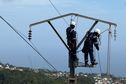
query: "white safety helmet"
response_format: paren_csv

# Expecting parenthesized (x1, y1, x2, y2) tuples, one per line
(94, 28, 101, 34)
(70, 21, 76, 26)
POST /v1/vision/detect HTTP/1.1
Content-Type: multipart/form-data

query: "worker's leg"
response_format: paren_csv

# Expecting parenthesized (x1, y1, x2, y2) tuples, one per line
(89, 49, 95, 64)
(84, 52, 88, 64)
(89, 50, 97, 65)
(71, 46, 78, 62)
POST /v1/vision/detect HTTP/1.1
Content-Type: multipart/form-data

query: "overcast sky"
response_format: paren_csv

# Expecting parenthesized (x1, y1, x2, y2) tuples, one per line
(0, 0, 126, 77)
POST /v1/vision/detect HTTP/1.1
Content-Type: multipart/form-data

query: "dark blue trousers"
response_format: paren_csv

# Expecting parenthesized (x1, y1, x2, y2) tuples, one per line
(84, 49, 95, 64)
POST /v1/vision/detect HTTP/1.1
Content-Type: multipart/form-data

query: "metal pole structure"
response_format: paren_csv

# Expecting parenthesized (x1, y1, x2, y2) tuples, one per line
(107, 25, 112, 83)
(68, 55, 76, 84)
(68, 45, 77, 84)
(29, 13, 117, 28)
(48, 21, 70, 51)
(29, 13, 117, 84)
(47, 21, 76, 84)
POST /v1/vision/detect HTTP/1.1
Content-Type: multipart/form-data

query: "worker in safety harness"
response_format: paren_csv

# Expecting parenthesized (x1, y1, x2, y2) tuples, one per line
(82, 28, 100, 66)
(66, 21, 78, 65)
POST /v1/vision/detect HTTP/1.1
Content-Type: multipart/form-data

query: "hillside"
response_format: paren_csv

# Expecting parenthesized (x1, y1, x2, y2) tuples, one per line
(0, 63, 125, 84)
(0, 63, 66, 84)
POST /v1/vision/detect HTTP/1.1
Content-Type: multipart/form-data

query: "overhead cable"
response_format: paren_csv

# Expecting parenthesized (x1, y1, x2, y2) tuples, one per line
(0, 16, 57, 71)
(48, 0, 68, 25)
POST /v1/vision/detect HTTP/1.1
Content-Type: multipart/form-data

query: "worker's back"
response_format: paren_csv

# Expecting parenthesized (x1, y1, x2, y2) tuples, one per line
(84, 32, 94, 49)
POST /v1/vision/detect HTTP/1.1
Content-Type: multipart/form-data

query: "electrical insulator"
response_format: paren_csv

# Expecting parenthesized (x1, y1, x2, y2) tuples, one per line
(28, 30, 32, 40)
(114, 28, 116, 40)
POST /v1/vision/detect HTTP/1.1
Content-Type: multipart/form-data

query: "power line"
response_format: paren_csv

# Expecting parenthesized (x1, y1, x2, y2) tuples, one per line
(48, 0, 68, 25)
(20, 31, 57, 71)
(0, 16, 58, 71)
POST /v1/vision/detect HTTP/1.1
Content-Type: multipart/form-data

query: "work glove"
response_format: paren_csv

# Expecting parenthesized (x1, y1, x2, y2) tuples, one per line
(95, 45, 99, 51)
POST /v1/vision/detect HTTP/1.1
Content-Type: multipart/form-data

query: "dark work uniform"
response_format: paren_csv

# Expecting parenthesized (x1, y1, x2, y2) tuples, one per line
(66, 26, 77, 62)
(82, 32, 99, 65)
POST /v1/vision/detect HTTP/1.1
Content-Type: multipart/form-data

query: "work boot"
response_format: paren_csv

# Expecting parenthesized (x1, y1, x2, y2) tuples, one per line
(85, 62, 89, 67)
(92, 62, 98, 65)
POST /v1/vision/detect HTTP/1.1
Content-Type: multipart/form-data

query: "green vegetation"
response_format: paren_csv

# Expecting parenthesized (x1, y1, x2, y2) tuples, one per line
(0, 63, 125, 84)
(0, 69, 66, 84)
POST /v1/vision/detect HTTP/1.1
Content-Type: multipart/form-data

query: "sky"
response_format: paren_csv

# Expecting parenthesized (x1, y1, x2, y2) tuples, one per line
(0, 0, 126, 77)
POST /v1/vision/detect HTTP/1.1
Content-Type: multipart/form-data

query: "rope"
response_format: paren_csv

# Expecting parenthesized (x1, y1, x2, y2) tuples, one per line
(0, 16, 58, 71)
(89, 67, 93, 73)
(88, 67, 96, 84)
(97, 51, 102, 75)
(100, 28, 109, 34)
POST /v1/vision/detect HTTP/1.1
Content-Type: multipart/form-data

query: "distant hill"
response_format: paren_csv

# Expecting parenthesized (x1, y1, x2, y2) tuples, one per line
(0, 63, 125, 84)
(0, 63, 66, 84)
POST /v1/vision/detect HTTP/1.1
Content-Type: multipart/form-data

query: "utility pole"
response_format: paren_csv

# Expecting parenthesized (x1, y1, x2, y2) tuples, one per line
(68, 20, 99, 84)
(68, 55, 77, 84)
(29, 13, 117, 84)
(107, 25, 112, 83)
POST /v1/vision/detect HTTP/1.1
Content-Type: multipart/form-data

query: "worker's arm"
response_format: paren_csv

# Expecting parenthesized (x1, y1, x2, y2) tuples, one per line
(93, 35, 99, 51)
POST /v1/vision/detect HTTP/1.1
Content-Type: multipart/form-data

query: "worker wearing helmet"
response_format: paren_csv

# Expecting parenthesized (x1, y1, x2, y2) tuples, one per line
(66, 21, 76, 44)
(82, 28, 100, 66)
(66, 21, 78, 66)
